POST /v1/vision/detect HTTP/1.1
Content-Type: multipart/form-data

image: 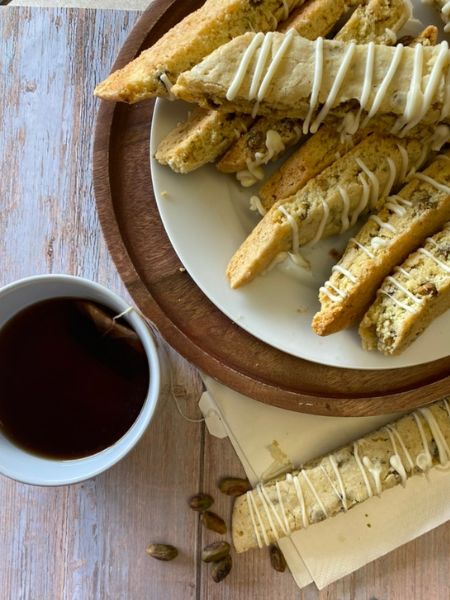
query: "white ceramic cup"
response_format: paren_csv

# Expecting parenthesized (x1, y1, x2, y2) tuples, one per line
(0, 274, 161, 486)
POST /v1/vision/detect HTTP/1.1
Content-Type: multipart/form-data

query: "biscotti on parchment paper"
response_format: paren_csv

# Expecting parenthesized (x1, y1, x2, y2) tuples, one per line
(359, 222, 450, 355)
(95, 0, 306, 103)
(232, 399, 450, 553)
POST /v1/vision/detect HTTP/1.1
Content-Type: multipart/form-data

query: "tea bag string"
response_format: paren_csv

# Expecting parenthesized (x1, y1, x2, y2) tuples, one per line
(113, 306, 205, 424)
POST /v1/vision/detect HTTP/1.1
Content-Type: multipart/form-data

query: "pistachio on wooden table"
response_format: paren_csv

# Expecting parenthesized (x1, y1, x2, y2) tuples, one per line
(210, 554, 232, 583)
(201, 541, 231, 563)
(269, 544, 286, 573)
(201, 510, 227, 534)
(146, 544, 178, 562)
(188, 493, 214, 512)
(218, 477, 251, 497)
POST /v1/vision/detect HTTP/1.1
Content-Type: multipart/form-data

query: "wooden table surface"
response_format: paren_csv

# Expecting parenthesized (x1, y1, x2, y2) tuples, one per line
(0, 6, 449, 599)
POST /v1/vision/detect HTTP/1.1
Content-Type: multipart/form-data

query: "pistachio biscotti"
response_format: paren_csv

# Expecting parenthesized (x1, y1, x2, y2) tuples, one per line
(233, 399, 450, 553)
(359, 223, 450, 355)
(95, 0, 305, 103)
(173, 32, 450, 133)
(227, 134, 427, 288)
(312, 152, 450, 336)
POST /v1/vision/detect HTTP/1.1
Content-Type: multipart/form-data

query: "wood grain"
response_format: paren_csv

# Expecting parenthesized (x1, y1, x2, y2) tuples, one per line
(93, 0, 450, 417)
(0, 6, 448, 600)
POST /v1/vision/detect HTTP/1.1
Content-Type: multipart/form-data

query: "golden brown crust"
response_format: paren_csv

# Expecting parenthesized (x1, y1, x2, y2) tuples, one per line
(334, 0, 411, 44)
(359, 223, 450, 355)
(95, 0, 306, 103)
(155, 108, 251, 173)
(279, 0, 347, 37)
(312, 153, 450, 336)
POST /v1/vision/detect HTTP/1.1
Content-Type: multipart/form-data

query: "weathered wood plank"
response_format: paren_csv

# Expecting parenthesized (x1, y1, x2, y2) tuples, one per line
(0, 8, 203, 600)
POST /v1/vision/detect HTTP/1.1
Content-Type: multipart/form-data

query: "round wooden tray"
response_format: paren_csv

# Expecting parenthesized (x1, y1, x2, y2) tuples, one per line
(93, 0, 450, 416)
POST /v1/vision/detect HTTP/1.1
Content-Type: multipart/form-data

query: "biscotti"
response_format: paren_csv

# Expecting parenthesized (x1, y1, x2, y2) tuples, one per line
(334, 0, 411, 44)
(232, 399, 450, 553)
(155, 108, 251, 174)
(359, 223, 450, 355)
(227, 134, 427, 289)
(217, 0, 409, 180)
(95, 0, 306, 103)
(173, 33, 450, 134)
(312, 152, 450, 336)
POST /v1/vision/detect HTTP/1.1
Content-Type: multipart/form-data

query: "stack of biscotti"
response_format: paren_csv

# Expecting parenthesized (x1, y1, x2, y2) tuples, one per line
(95, 0, 450, 356)
(232, 399, 450, 553)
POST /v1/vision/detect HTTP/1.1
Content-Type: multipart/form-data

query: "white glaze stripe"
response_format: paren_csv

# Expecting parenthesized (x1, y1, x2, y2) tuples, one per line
(276, 481, 291, 535)
(332, 265, 356, 283)
(365, 44, 404, 124)
(353, 441, 373, 497)
(419, 408, 450, 465)
(387, 424, 415, 472)
(310, 42, 356, 133)
(385, 276, 423, 305)
(258, 483, 285, 537)
(301, 470, 328, 517)
(350, 237, 375, 258)
(227, 33, 264, 101)
(370, 215, 396, 233)
(257, 28, 296, 102)
(246, 492, 263, 548)
(414, 173, 450, 195)
(319, 464, 343, 505)
(303, 37, 324, 134)
(356, 159, 379, 206)
(308, 199, 329, 246)
(412, 412, 433, 471)
(278, 205, 300, 256)
(380, 290, 417, 313)
(329, 455, 348, 511)
(351, 174, 370, 226)
(418, 247, 450, 273)
(290, 473, 308, 528)
(249, 33, 274, 99)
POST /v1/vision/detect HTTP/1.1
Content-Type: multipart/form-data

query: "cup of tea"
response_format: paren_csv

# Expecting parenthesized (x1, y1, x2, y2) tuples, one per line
(0, 274, 162, 485)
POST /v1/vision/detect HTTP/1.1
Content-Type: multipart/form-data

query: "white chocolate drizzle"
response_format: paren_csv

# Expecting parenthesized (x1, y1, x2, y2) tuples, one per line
(356, 159, 379, 206)
(276, 481, 291, 535)
(412, 412, 433, 472)
(414, 172, 450, 195)
(385, 275, 424, 306)
(227, 32, 265, 101)
(396, 144, 409, 180)
(364, 44, 404, 126)
(289, 473, 308, 528)
(303, 37, 324, 134)
(380, 290, 416, 313)
(362, 456, 382, 496)
(310, 42, 356, 133)
(337, 186, 350, 233)
(353, 442, 373, 498)
(301, 470, 328, 518)
(350, 237, 375, 259)
(332, 265, 356, 283)
(246, 491, 264, 548)
(319, 464, 343, 506)
(384, 427, 407, 486)
(419, 408, 450, 466)
(329, 455, 348, 511)
(350, 174, 370, 226)
(371, 236, 388, 249)
(320, 281, 347, 302)
(308, 199, 329, 247)
(228, 34, 450, 133)
(370, 215, 397, 234)
(418, 246, 450, 274)
(386, 424, 415, 472)
(383, 157, 397, 198)
(249, 195, 267, 216)
(385, 197, 407, 216)
(257, 484, 281, 539)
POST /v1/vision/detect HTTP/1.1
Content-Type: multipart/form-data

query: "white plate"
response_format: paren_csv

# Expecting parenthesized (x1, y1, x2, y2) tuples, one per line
(150, 3, 450, 370)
